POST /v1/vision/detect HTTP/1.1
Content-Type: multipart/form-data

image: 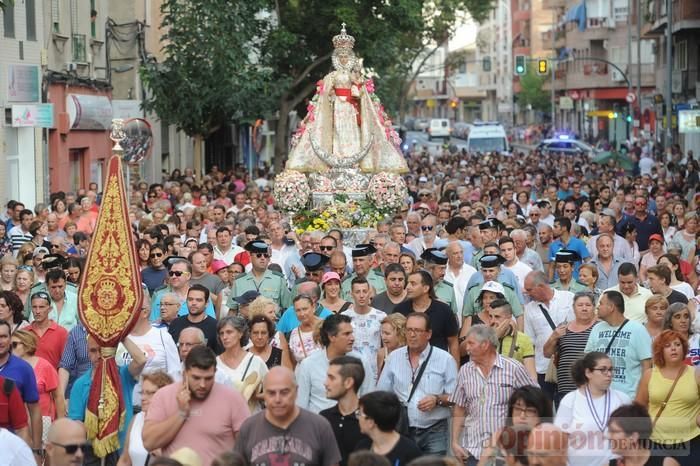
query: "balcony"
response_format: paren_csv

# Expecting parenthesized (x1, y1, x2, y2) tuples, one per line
(72, 34, 87, 63)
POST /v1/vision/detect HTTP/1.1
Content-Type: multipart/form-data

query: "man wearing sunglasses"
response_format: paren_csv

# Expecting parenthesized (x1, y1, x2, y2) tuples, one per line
(407, 215, 438, 257)
(225, 241, 292, 314)
(45, 418, 88, 466)
(150, 258, 216, 322)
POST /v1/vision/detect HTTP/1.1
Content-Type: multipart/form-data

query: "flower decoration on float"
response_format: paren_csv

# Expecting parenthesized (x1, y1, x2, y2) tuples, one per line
(367, 172, 408, 211)
(272, 170, 311, 213)
(293, 195, 391, 234)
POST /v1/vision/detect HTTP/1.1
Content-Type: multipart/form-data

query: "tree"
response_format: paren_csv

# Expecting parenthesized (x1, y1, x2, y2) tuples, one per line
(140, 0, 273, 177)
(0, 1, 13, 11)
(516, 68, 550, 115)
(261, 0, 494, 172)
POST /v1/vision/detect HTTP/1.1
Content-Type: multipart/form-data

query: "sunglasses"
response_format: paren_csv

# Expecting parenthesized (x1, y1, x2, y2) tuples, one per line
(150, 252, 164, 258)
(148, 195, 156, 199)
(564, 209, 576, 213)
(419, 193, 430, 197)
(169, 270, 187, 277)
(255, 253, 271, 259)
(421, 225, 434, 231)
(51, 442, 91, 454)
(319, 246, 334, 251)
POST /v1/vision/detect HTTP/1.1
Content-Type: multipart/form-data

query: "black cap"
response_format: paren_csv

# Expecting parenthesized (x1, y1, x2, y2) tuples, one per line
(233, 290, 260, 305)
(352, 244, 377, 257)
(554, 249, 581, 263)
(421, 248, 448, 265)
(479, 254, 506, 268)
(478, 218, 502, 231)
(301, 252, 329, 271)
(41, 254, 66, 270)
(164, 255, 188, 270)
(244, 240, 270, 254)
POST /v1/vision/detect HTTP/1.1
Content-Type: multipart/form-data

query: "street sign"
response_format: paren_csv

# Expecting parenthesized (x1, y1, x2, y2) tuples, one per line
(626, 93, 636, 103)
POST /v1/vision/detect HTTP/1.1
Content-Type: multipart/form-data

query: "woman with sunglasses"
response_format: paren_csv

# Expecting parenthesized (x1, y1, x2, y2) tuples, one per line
(11, 330, 65, 448)
(554, 352, 631, 466)
(478, 386, 553, 466)
(14, 266, 34, 319)
(0, 290, 29, 333)
(142, 243, 168, 295)
(636, 330, 700, 466)
(118, 370, 173, 466)
(0, 254, 18, 291)
(216, 316, 268, 412)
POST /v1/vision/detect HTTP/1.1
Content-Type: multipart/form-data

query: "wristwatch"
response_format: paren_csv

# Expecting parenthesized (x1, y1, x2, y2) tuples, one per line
(32, 448, 45, 456)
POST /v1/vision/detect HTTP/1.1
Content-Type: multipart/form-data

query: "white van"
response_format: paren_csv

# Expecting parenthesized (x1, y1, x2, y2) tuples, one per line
(466, 122, 510, 154)
(428, 118, 451, 141)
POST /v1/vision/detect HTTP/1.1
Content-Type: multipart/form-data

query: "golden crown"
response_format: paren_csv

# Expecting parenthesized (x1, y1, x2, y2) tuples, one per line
(332, 23, 355, 50)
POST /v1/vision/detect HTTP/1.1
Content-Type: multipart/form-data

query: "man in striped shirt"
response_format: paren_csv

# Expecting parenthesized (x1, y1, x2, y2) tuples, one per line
(8, 209, 34, 256)
(450, 324, 537, 465)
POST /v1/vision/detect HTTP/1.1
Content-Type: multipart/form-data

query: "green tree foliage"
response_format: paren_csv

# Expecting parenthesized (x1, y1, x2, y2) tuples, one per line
(140, 0, 274, 173)
(0, 1, 14, 12)
(517, 67, 550, 114)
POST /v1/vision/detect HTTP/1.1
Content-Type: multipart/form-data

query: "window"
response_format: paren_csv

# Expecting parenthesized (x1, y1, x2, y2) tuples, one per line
(674, 40, 687, 71)
(3, 4, 15, 38)
(90, 0, 96, 38)
(52, 0, 60, 32)
(26, 0, 36, 41)
(72, 34, 86, 62)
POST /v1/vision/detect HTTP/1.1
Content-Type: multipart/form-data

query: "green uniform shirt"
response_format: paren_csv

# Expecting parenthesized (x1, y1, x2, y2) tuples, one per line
(434, 280, 458, 316)
(471, 248, 484, 269)
(551, 279, 587, 293)
(462, 282, 523, 318)
(27, 281, 78, 320)
(341, 271, 387, 301)
(226, 270, 292, 310)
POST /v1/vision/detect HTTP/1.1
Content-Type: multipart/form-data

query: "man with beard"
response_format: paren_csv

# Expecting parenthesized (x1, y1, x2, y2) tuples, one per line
(143, 346, 250, 465)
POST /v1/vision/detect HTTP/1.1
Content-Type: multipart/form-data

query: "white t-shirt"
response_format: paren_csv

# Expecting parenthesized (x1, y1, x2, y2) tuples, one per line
(671, 282, 695, 300)
(216, 352, 268, 412)
(116, 326, 181, 405)
(342, 307, 387, 382)
(555, 388, 631, 466)
(524, 289, 575, 373)
(0, 428, 36, 465)
(503, 260, 532, 290)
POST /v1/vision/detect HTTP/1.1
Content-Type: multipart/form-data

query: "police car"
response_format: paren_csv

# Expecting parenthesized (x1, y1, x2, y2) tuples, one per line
(536, 135, 597, 156)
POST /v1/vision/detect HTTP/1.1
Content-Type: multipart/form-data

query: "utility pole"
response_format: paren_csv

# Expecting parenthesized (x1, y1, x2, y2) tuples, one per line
(665, 0, 673, 145)
(626, 0, 632, 139)
(636, 0, 642, 130)
(551, 7, 556, 129)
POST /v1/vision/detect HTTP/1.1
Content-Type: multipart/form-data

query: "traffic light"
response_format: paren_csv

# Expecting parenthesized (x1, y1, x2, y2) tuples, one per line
(537, 59, 548, 75)
(626, 114, 633, 123)
(514, 55, 526, 76)
(482, 56, 491, 72)
(607, 112, 615, 119)
(450, 100, 458, 109)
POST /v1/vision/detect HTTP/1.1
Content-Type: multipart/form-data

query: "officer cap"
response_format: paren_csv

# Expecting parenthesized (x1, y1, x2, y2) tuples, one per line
(554, 249, 581, 263)
(233, 290, 261, 305)
(41, 253, 66, 270)
(352, 244, 377, 257)
(301, 252, 329, 271)
(479, 254, 506, 268)
(244, 240, 270, 254)
(420, 248, 448, 265)
(478, 218, 502, 231)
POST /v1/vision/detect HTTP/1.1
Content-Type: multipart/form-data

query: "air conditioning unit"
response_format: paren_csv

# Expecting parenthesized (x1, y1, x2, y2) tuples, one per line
(602, 40, 609, 50)
(611, 69, 625, 82)
(66, 62, 77, 72)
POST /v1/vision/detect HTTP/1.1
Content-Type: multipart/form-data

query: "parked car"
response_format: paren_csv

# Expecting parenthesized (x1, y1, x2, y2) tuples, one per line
(415, 119, 430, 131)
(428, 119, 451, 141)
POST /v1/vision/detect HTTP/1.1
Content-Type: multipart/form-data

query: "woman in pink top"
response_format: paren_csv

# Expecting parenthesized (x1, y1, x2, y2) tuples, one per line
(11, 330, 65, 444)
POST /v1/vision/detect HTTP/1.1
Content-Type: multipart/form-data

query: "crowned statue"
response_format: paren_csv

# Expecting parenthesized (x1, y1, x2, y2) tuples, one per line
(286, 24, 408, 178)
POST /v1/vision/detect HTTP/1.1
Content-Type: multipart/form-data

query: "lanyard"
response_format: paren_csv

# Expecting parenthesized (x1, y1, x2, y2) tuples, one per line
(584, 386, 611, 432)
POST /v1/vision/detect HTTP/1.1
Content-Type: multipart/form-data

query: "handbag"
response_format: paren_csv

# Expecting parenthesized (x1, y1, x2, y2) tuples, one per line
(396, 346, 433, 435)
(538, 305, 559, 384)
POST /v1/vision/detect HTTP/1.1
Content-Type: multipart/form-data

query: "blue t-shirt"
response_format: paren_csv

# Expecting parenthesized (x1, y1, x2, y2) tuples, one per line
(465, 269, 525, 304)
(276, 305, 333, 334)
(68, 364, 137, 450)
(549, 237, 590, 279)
(141, 267, 168, 295)
(1, 354, 39, 404)
(584, 320, 652, 399)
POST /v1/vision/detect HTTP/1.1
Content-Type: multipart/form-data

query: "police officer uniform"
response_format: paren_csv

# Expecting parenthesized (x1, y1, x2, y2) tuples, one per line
(551, 250, 588, 293)
(463, 254, 523, 319)
(421, 248, 459, 316)
(290, 252, 329, 298)
(470, 219, 503, 268)
(341, 244, 386, 300)
(225, 241, 292, 310)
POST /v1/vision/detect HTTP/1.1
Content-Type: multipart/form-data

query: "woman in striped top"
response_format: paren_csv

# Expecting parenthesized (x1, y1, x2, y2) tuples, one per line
(543, 291, 598, 406)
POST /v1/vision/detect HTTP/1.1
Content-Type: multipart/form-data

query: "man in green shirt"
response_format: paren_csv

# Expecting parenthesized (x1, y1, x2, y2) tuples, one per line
(551, 249, 587, 293)
(341, 244, 386, 300)
(226, 241, 292, 312)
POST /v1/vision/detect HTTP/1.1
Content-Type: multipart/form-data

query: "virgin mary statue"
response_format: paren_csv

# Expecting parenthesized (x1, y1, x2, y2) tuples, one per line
(286, 24, 408, 175)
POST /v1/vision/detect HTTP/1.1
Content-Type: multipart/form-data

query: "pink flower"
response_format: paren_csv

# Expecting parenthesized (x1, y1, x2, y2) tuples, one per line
(316, 80, 325, 95)
(307, 103, 315, 114)
(365, 79, 375, 94)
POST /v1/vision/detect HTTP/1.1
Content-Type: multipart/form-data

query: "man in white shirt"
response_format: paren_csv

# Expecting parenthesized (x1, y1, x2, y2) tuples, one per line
(523, 271, 574, 399)
(537, 200, 555, 227)
(444, 241, 476, 309)
(407, 214, 438, 257)
(603, 263, 653, 324)
(499, 237, 532, 290)
(212, 227, 243, 265)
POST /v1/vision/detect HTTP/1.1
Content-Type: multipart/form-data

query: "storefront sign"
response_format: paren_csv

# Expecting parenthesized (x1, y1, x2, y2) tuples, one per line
(679, 110, 700, 134)
(11, 104, 54, 128)
(7, 64, 40, 102)
(67, 94, 112, 130)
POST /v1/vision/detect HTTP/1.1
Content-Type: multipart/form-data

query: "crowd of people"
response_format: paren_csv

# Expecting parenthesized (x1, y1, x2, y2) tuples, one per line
(0, 141, 698, 466)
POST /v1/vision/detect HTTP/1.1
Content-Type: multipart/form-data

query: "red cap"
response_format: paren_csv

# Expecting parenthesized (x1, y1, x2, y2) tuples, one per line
(648, 234, 664, 244)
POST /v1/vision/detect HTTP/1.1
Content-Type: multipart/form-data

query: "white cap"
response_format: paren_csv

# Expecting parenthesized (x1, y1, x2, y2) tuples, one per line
(480, 281, 505, 296)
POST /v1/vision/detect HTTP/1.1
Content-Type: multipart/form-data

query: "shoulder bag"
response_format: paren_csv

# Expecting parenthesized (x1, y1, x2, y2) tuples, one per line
(396, 346, 433, 435)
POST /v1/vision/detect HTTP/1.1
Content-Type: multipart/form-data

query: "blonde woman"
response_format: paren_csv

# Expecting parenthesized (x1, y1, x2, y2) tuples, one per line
(0, 254, 18, 291)
(376, 313, 407, 379)
(14, 266, 34, 319)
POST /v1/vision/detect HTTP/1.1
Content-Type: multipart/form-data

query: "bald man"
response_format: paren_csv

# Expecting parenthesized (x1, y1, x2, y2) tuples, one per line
(235, 367, 341, 466)
(46, 418, 87, 466)
(526, 423, 568, 466)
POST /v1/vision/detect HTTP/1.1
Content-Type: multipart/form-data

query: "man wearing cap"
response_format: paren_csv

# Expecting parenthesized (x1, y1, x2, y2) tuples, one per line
(226, 241, 292, 312)
(290, 252, 329, 296)
(27, 291, 68, 369)
(466, 243, 525, 301)
(341, 244, 386, 301)
(589, 234, 623, 290)
(230, 290, 260, 318)
(551, 250, 588, 293)
(586, 213, 633, 261)
(548, 217, 589, 281)
(421, 249, 459, 316)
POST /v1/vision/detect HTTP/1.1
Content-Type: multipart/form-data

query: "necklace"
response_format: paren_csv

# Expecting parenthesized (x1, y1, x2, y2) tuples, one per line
(585, 385, 611, 432)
